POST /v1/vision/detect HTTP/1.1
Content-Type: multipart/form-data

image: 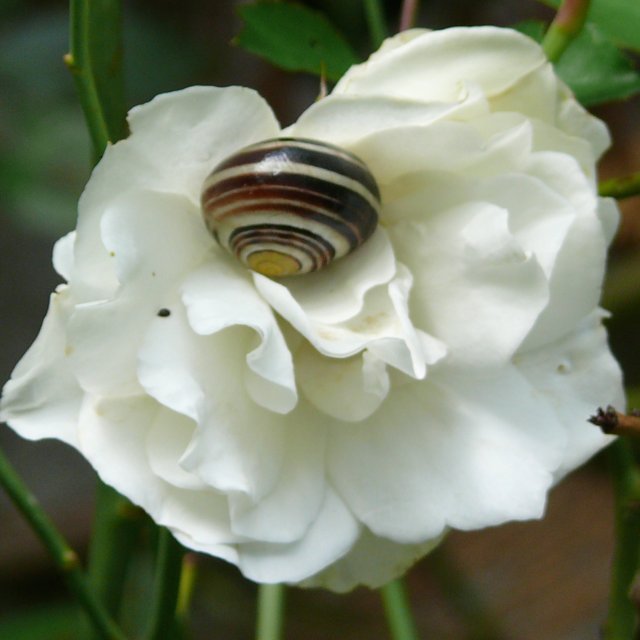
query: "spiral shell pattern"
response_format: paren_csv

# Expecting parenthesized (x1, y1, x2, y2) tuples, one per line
(200, 138, 381, 277)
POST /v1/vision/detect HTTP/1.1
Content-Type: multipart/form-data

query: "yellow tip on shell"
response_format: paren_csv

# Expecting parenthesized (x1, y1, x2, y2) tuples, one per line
(247, 251, 300, 277)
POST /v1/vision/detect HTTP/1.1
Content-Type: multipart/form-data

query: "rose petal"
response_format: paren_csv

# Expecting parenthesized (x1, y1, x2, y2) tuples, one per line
(329, 366, 565, 543)
(289, 92, 488, 148)
(259, 227, 396, 326)
(0, 288, 82, 447)
(334, 27, 546, 104)
(66, 191, 209, 397)
(52, 231, 76, 281)
(302, 528, 442, 592)
(146, 407, 206, 491)
(78, 394, 239, 548)
(229, 406, 326, 543)
(237, 487, 359, 584)
(516, 311, 624, 477)
(391, 204, 549, 366)
(182, 261, 296, 414)
(296, 345, 391, 422)
(138, 302, 286, 501)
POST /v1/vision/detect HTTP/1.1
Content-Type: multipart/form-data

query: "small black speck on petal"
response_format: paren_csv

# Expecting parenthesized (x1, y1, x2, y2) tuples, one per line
(157, 308, 171, 318)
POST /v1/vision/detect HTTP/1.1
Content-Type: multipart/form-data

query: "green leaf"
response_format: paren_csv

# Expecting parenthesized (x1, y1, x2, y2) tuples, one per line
(235, 1, 359, 81)
(557, 23, 640, 105)
(514, 20, 640, 106)
(538, 0, 640, 51)
(514, 19, 547, 43)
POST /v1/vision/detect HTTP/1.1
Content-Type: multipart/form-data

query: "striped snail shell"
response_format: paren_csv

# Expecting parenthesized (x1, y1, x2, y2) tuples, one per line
(200, 138, 381, 277)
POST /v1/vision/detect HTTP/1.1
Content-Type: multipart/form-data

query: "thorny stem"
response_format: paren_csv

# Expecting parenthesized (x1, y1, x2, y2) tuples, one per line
(542, 0, 590, 62)
(0, 447, 127, 640)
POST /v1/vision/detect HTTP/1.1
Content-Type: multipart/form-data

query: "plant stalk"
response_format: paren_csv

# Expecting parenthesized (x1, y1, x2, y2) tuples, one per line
(0, 447, 126, 640)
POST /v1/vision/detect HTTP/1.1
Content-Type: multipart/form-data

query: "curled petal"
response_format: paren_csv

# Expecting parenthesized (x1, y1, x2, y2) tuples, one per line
(237, 487, 360, 584)
(182, 261, 296, 414)
(137, 302, 286, 501)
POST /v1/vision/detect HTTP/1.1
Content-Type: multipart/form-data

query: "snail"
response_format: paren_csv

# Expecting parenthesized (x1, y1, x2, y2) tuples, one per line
(200, 138, 381, 277)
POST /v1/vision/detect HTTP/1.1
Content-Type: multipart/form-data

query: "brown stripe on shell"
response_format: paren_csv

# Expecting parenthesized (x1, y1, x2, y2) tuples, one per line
(200, 138, 381, 276)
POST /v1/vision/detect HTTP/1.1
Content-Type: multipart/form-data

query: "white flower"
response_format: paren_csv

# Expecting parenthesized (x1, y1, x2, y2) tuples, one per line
(1, 27, 624, 591)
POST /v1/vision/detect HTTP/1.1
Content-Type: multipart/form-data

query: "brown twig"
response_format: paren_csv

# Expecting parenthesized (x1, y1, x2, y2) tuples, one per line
(589, 406, 640, 438)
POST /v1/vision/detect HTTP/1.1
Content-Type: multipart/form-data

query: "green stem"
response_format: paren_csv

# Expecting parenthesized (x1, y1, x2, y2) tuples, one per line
(542, 0, 590, 62)
(380, 579, 419, 640)
(65, 0, 127, 164)
(604, 440, 640, 639)
(399, 0, 419, 31)
(363, 0, 387, 49)
(0, 447, 127, 640)
(87, 483, 144, 626)
(256, 584, 286, 640)
(145, 529, 186, 640)
(599, 172, 640, 200)
(176, 553, 199, 622)
(65, 0, 110, 163)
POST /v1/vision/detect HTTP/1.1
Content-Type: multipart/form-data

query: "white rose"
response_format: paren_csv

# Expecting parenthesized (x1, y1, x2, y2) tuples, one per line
(1, 26, 624, 591)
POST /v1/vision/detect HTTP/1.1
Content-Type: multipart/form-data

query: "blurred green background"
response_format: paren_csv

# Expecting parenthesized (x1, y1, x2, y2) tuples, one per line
(1, 1, 639, 638)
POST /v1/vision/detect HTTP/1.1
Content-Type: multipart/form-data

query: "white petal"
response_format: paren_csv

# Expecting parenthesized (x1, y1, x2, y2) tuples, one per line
(334, 27, 546, 104)
(182, 261, 296, 414)
(255, 229, 434, 380)
(473, 172, 576, 277)
(260, 226, 396, 326)
(303, 529, 442, 592)
(488, 62, 558, 123)
(1, 288, 82, 447)
(66, 191, 209, 397)
(352, 118, 531, 191)
(52, 231, 76, 281)
(598, 197, 621, 246)
(78, 395, 239, 547)
(329, 366, 565, 543)
(516, 311, 624, 477)
(391, 205, 549, 366)
(521, 206, 608, 350)
(296, 345, 391, 422)
(146, 407, 205, 491)
(228, 407, 326, 543)
(290, 94, 487, 147)
(557, 94, 611, 160)
(137, 301, 286, 501)
(237, 487, 360, 584)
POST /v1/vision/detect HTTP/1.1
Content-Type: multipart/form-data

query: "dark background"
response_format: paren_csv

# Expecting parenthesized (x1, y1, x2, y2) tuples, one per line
(1, 1, 639, 637)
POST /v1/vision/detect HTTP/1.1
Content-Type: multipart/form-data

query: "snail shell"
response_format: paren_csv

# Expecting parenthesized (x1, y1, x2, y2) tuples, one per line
(200, 138, 381, 277)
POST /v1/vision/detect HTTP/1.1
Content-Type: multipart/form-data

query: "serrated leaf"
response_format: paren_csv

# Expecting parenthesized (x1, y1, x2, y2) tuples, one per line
(235, 2, 359, 81)
(514, 20, 640, 106)
(538, 0, 640, 51)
